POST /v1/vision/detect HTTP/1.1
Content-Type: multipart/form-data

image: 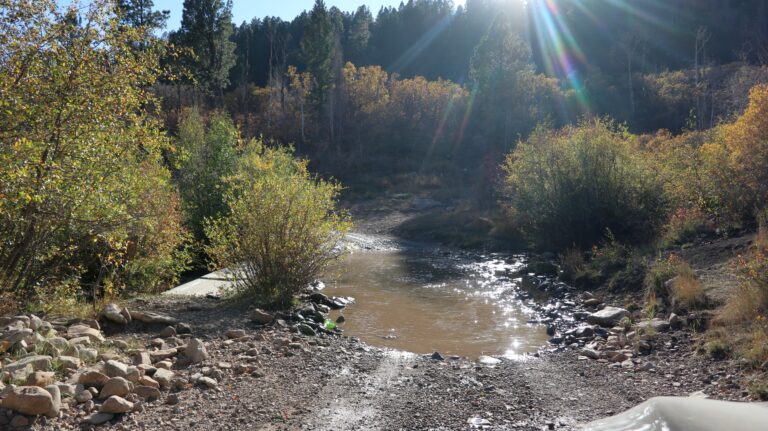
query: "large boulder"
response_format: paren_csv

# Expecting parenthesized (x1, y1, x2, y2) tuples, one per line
(2, 386, 57, 417)
(587, 306, 630, 327)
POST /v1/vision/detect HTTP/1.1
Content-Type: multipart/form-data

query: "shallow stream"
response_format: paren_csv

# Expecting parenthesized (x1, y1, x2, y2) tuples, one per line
(326, 248, 549, 359)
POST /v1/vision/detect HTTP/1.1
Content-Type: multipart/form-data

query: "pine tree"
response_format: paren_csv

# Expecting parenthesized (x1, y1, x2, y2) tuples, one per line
(301, 0, 336, 118)
(116, 0, 169, 33)
(174, 0, 236, 102)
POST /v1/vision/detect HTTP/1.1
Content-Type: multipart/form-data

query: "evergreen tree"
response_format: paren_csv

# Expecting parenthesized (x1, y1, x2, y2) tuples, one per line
(174, 0, 236, 101)
(116, 0, 169, 33)
(300, 1, 336, 131)
(347, 5, 372, 64)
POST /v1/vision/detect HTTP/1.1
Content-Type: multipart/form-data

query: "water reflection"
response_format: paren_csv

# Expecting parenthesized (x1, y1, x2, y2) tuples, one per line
(326, 249, 549, 359)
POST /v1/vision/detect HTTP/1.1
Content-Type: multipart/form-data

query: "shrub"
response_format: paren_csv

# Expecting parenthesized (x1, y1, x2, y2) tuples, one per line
(205, 141, 351, 307)
(501, 118, 667, 249)
(645, 254, 706, 313)
(659, 207, 716, 249)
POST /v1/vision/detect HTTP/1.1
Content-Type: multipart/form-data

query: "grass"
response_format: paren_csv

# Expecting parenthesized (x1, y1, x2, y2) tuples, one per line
(645, 254, 707, 314)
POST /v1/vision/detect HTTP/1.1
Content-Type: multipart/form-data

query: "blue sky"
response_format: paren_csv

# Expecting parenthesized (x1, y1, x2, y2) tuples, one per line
(154, 1, 466, 29)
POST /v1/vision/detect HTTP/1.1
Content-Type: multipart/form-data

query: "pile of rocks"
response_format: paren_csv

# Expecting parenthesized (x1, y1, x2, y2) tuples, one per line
(0, 307, 216, 428)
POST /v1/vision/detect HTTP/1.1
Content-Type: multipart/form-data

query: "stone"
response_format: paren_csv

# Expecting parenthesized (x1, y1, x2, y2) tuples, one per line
(78, 371, 110, 388)
(47, 337, 70, 351)
(105, 360, 129, 378)
(99, 377, 133, 399)
(130, 350, 152, 366)
(587, 307, 630, 327)
(56, 383, 76, 398)
(10, 415, 29, 427)
(668, 313, 682, 330)
(133, 385, 161, 401)
(251, 308, 274, 325)
(25, 371, 55, 387)
(225, 329, 246, 339)
(3, 355, 52, 373)
(583, 298, 602, 307)
(154, 361, 172, 370)
(2, 328, 33, 345)
(197, 376, 217, 389)
(575, 326, 595, 338)
(430, 351, 444, 361)
(149, 348, 177, 362)
(159, 326, 177, 338)
(100, 304, 127, 325)
(579, 348, 600, 360)
(182, 338, 208, 364)
(152, 368, 174, 388)
(78, 348, 98, 362)
(66, 325, 105, 343)
(69, 336, 91, 347)
(609, 352, 629, 363)
(335, 315, 345, 324)
(43, 384, 61, 417)
(88, 412, 114, 425)
(58, 356, 80, 370)
(75, 390, 93, 403)
(636, 318, 670, 333)
(129, 311, 177, 325)
(297, 324, 316, 337)
(137, 376, 159, 389)
(2, 386, 56, 416)
(100, 395, 133, 414)
(165, 394, 179, 405)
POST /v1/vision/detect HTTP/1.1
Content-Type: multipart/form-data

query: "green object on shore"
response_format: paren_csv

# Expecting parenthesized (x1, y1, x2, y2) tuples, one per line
(323, 319, 337, 330)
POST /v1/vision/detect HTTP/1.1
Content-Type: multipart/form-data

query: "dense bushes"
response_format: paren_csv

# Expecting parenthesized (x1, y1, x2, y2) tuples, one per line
(205, 141, 351, 307)
(501, 119, 667, 248)
(0, 1, 188, 308)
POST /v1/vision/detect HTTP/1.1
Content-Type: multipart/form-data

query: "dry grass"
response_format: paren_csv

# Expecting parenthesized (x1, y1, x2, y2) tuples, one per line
(712, 221, 768, 367)
(672, 272, 707, 310)
(645, 254, 707, 313)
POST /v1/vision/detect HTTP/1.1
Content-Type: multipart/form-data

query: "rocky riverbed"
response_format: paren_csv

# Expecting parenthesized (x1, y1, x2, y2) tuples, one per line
(0, 286, 757, 431)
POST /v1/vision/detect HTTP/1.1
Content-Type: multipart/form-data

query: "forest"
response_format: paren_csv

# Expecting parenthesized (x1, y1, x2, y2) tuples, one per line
(2, 0, 768, 418)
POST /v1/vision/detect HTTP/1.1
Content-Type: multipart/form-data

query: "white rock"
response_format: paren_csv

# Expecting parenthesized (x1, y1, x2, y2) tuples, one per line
(100, 395, 133, 414)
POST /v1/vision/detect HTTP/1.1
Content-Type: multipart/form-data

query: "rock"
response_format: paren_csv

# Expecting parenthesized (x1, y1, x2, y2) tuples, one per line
(100, 304, 127, 325)
(668, 313, 682, 330)
(105, 360, 129, 378)
(10, 415, 29, 427)
(149, 348, 177, 362)
(78, 347, 98, 362)
(587, 307, 630, 327)
(69, 336, 91, 347)
(159, 326, 176, 338)
(431, 351, 444, 361)
(133, 385, 161, 401)
(87, 412, 114, 425)
(583, 298, 602, 307)
(2, 386, 56, 417)
(130, 311, 177, 325)
(152, 369, 174, 388)
(639, 361, 657, 371)
(75, 390, 93, 403)
(575, 326, 594, 338)
(197, 376, 217, 389)
(609, 352, 629, 363)
(636, 318, 670, 333)
(183, 338, 208, 364)
(66, 325, 105, 343)
(154, 360, 172, 370)
(2, 328, 33, 345)
(478, 356, 502, 366)
(297, 324, 316, 337)
(58, 355, 80, 370)
(165, 394, 179, 405)
(225, 329, 246, 339)
(137, 376, 159, 389)
(335, 315, 346, 324)
(25, 371, 55, 387)
(78, 371, 110, 388)
(99, 377, 133, 399)
(3, 355, 52, 373)
(129, 350, 151, 366)
(100, 395, 133, 414)
(56, 383, 76, 398)
(251, 309, 274, 325)
(176, 322, 192, 334)
(580, 348, 599, 360)
(44, 384, 61, 417)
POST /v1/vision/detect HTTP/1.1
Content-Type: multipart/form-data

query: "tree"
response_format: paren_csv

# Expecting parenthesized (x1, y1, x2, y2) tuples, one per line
(116, 0, 169, 34)
(301, 0, 336, 132)
(174, 0, 236, 101)
(347, 5, 372, 64)
(0, 0, 187, 302)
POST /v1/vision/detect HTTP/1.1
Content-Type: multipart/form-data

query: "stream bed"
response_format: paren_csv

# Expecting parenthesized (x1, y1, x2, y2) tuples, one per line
(326, 248, 549, 359)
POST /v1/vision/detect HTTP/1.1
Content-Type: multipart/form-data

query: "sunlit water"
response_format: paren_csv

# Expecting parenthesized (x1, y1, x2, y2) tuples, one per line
(326, 249, 549, 359)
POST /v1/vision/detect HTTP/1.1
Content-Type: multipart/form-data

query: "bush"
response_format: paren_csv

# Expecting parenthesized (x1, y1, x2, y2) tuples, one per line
(501, 119, 667, 249)
(645, 254, 706, 313)
(205, 141, 351, 307)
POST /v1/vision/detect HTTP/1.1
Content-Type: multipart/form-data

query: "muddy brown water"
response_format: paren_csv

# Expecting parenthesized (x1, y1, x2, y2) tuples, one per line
(326, 249, 549, 359)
